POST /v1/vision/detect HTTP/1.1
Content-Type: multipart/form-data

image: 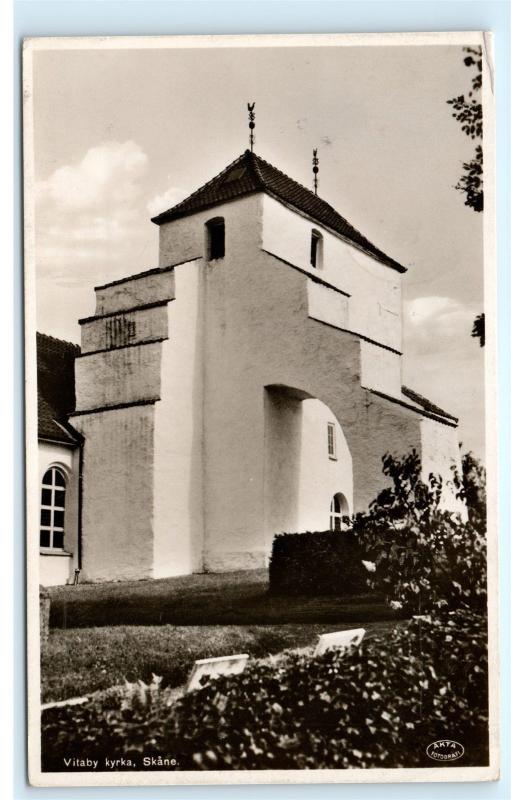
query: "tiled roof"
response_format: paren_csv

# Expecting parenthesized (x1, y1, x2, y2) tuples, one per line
(151, 150, 407, 274)
(37, 332, 81, 445)
(402, 385, 458, 423)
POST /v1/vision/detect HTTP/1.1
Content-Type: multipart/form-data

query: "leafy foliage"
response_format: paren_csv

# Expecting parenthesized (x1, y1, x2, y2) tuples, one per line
(446, 95, 482, 140)
(41, 611, 488, 771)
(471, 312, 485, 347)
(353, 450, 487, 616)
(455, 145, 483, 213)
(446, 46, 483, 212)
(452, 450, 486, 524)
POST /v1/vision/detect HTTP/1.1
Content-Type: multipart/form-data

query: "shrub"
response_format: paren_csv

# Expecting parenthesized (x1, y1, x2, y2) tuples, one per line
(269, 530, 370, 596)
(453, 450, 486, 525)
(354, 450, 487, 615)
(41, 611, 488, 771)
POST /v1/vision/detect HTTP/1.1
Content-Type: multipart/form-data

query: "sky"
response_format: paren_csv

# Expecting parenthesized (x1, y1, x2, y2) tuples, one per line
(30, 40, 486, 457)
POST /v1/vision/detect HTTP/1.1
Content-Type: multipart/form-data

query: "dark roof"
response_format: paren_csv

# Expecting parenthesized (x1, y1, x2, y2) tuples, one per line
(37, 333, 81, 445)
(402, 385, 458, 423)
(151, 150, 407, 274)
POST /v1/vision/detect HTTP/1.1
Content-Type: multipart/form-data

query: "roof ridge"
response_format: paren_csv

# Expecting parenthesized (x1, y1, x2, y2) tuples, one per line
(150, 152, 249, 223)
(253, 151, 328, 206)
(251, 152, 398, 263)
(248, 150, 265, 184)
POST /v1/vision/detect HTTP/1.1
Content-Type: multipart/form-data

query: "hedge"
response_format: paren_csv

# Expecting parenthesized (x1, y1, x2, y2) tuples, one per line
(269, 530, 370, 596)
(41, 611, 488, 771)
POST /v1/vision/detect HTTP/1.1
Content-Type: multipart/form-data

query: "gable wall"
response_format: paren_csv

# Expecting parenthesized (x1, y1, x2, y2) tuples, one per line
(261, 194, 403, 353)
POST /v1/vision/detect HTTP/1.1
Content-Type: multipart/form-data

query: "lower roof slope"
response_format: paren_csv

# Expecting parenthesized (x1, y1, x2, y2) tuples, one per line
(37, 332, 81, 445)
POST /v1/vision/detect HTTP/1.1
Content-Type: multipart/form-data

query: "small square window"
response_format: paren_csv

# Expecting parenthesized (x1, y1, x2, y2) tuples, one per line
(40, 508, 51, 526)
(53, 531, 64, 550)
(41, 488, 52, 506)
(40, 530, 50, 548)
(53, 509, 65, 528)
(54, 490, 65, 508)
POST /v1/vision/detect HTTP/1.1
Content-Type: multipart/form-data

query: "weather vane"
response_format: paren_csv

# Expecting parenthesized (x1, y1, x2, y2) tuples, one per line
(247, 102, 255, 152)
(312, 148, 319, 195)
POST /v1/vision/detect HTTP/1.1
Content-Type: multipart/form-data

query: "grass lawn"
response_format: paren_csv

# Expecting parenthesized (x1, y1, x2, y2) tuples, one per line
(42, 620, 399, 704)
(48, 569, 398, 628)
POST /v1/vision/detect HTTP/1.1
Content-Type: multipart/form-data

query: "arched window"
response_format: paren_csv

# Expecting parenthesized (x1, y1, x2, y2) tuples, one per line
(40, 467, 66, 550)
(330, 493, 349, 532)
(206, 217, 225, 260)
(310, 229, 323, 269)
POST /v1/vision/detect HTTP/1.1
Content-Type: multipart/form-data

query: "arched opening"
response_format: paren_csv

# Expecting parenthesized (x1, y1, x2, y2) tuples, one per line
(310, 229, 323, 269)
(264, 384, 353, 550)
(330, 492, 349, 531)
(205, 216, 225, 260)
(40, 466, 67, 550)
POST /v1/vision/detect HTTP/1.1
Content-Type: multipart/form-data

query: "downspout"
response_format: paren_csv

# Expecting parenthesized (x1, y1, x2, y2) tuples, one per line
(77, 438, 84, 572)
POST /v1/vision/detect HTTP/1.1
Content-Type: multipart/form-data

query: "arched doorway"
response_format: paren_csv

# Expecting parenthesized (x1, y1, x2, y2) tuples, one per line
(329, 492, 350, 531)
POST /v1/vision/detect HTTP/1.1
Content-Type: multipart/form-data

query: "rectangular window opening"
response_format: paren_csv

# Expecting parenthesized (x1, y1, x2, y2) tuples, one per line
(208, 220, 225, 260)
(327, 422, 337, 459)
(310, 234, 319, 268)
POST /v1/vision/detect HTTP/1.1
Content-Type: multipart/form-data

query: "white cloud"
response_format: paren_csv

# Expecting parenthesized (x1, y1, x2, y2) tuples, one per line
(35, 141, 152, 289)
(405, 296, 463, 326)
(146, 186, 188, 217)
(404, 295, 477, 346)
(402, 294, 485, 457)
(36, 140, 148, 211)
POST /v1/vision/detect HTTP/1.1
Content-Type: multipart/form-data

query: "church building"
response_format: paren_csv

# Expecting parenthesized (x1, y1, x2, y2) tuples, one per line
(38, 149, 464, 584)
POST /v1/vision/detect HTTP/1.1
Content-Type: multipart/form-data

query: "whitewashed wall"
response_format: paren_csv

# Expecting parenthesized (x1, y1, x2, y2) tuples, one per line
(298, 399, 353, 531)
(421, 417, 467, 518)
(360, 341, 402, 398)
(307, 281, 349, 330)
(153, 260, 206, 577)
(94, 269, 175, 314)
(261, 194, 402, 352)
(75, 342, 163, 410)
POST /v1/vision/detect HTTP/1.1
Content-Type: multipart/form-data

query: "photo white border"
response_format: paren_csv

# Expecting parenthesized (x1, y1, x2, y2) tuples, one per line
(21, 27, 500, 791)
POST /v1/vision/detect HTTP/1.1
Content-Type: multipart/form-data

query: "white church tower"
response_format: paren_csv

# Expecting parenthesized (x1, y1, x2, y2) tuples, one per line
(71, 148, 463, 582)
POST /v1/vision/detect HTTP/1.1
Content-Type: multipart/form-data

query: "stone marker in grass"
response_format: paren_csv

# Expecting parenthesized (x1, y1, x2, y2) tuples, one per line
(314, 628, 365, 657)
(186, 654, 249, 693)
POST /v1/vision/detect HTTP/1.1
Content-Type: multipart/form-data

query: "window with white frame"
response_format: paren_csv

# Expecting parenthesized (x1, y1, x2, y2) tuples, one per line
(40, 467, 66, 550)
(327, 422, 337, 459)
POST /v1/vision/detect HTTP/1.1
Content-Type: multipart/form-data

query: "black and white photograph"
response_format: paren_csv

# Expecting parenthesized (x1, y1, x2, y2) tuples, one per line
(23, 31, 498, 786)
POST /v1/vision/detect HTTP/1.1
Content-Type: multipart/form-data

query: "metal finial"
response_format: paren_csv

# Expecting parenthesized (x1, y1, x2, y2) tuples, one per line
(247, 102, 255, 152)
(312, 148, 319, 194)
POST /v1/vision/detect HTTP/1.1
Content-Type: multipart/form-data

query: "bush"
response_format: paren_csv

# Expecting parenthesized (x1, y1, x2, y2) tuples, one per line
(354, 450, 487, 615)
(269, 530, 370, 596)
(41, 611, 488, 771)
(453, 450, 486, 525)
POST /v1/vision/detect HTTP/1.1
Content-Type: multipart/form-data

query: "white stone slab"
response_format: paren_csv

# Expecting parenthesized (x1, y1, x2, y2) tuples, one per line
(314, 628, 366, 657)
(186, 653, 249, 693)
